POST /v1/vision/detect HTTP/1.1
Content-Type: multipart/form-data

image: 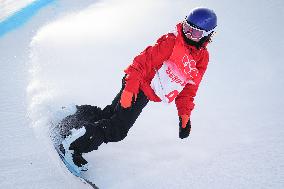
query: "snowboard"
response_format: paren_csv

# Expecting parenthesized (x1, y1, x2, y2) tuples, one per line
(53, 142, 99, 189)
(50, 109, 99, 189)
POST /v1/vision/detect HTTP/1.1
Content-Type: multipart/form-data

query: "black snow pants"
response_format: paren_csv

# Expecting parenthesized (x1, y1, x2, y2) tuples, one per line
(69, 76, 149, 154)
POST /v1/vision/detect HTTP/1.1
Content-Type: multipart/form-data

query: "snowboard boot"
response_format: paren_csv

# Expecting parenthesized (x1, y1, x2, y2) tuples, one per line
(59, 127, 89, 172)
(69, 121, 106, 153)
(72, 151, 88, 171)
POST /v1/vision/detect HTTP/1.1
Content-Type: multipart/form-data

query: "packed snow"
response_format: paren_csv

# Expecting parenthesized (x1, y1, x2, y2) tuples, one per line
(1, 0, 284, 188)
(0, 0, 35, 21)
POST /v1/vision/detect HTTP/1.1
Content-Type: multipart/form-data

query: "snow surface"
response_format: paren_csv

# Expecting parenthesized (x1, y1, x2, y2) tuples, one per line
(1, 0, 284, 188)
(0, 0, 35, 21)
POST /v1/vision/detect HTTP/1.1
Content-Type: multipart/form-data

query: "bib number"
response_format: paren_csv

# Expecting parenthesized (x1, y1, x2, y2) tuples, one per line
(151, 61, 190, 103)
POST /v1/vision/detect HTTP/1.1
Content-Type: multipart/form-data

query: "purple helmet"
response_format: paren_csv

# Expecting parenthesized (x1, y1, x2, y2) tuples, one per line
(186, 7, 217, 32)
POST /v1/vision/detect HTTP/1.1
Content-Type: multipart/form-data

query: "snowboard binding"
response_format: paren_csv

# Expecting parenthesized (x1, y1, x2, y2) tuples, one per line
(58, 127, 89, 173)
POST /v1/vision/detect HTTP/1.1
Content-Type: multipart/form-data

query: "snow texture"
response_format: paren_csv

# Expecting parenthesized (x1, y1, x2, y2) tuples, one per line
(0, 0, 35, 21)
(0, 0, 284, 188)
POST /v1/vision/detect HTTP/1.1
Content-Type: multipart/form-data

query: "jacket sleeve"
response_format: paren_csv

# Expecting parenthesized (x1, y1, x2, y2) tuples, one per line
(124, 34, 176, 94)
(175, 50, 209, 116)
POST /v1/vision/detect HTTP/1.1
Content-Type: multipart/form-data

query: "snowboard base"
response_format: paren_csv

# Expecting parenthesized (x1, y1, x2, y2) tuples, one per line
(54, 144, 99, 189)
(50, 107, 99, 188)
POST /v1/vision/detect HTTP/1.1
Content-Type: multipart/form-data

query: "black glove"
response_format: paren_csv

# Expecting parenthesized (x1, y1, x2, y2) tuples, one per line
(179, 117, 191, 139)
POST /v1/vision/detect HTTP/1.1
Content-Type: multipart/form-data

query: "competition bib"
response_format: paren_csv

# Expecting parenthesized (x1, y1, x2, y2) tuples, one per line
(150, 33, 199, 103)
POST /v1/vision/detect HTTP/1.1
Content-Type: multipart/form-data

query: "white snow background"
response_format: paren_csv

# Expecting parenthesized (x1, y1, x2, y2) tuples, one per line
(0, 0, 35, 21)
(0, 0, 284, 188)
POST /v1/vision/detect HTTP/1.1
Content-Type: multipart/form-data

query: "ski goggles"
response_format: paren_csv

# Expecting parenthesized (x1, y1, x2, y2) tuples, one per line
(182, 20, 212, 40)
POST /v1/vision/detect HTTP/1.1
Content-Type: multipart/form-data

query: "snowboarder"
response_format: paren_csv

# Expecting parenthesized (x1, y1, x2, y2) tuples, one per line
(58, 7, 218, 171)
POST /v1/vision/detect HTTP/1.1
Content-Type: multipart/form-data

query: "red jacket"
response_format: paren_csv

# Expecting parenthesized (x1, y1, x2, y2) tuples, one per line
(124, 23, 209, 117)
